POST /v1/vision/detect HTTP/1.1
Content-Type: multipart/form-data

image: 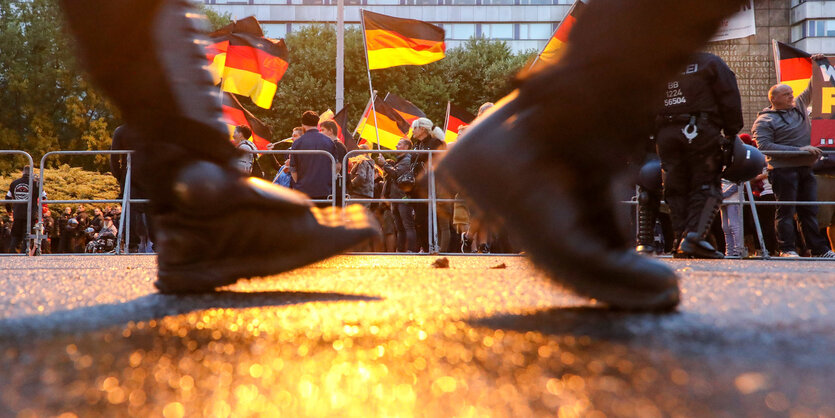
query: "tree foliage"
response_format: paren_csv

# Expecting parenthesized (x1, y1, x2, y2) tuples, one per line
(252, 25, 535, 138)
(0, 0, 120, 174)
(0, 2, 533, 176)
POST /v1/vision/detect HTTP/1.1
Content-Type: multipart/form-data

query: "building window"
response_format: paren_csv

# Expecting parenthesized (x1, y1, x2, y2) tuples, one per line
(806, 20, 835, 37)
(262, 23, 289, 38)
(443, 23, 477, 40)
(519, 23, 552, 40)
(481, 0, 514, 4)
(481, 23, 513, 40)
(365, 0, 400, 4)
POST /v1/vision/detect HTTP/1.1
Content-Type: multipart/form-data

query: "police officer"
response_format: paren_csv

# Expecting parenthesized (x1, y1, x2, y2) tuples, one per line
(656, 52, 743, 258)
(635, 150, 663, 254)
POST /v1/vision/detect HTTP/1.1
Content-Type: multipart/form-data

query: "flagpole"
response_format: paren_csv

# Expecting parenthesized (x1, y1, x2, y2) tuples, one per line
(360, 9, 383, 151)
(527, 25, 557, 71)
(354, 95, 373, 136)
(771, 39, 781, 84)
(443, 101, 451, 134)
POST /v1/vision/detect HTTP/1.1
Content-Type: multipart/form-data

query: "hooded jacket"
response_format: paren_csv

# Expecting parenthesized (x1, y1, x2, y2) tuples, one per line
(752, 86, 818, 168)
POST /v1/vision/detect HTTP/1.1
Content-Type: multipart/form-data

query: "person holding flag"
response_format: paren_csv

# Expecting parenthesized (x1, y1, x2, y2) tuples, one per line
(753, 47, 835, 258)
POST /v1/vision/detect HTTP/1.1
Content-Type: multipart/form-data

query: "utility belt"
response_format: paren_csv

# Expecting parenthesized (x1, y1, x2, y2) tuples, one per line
(656, 112, 719, 144)
(656, 112, 714, 127)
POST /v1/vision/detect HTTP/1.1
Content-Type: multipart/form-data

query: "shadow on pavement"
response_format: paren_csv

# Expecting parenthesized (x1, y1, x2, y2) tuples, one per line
(0, 291, 383, 339)
(468, 307, 680, 342)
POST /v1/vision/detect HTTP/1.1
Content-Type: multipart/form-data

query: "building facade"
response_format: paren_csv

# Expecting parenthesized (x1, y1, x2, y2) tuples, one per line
(199, 0, 802, 128)
(197, 0, 573, 53)
(792, 0, 835, 53)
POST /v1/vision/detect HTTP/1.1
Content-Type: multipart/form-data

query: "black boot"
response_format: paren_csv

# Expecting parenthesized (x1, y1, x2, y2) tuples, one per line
(636, 188, 660, 254)
(61, 0, 379, 293)
(678, 197, 723, 259)
(437, 99, 680, 311)
(154, 162, 378, 293)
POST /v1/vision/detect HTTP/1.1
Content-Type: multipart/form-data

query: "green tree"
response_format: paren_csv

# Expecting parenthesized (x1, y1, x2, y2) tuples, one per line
(0, 0, 120, 174)
(245, 25, 535, 139)
(197, 4, 232, 32)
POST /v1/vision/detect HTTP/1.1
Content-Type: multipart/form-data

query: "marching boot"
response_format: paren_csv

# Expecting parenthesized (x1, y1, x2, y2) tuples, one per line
(60, 0, 379, 293)
(678, 197, 724, 259)
(635, 188, 660, 254)
(154, 162, 378, 293)
(436, 0, 746, 310)
(437, 99, 681, 311)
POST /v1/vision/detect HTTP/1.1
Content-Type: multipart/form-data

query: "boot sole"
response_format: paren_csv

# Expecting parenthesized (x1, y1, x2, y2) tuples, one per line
(436, 103, 680, 311)
(154, 227, 374, 294)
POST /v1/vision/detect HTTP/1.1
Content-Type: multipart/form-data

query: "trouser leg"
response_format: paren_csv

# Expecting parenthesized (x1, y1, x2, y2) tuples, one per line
(796, 167, 829, 254)
(769, 168, 799, 252)
(636, 186, 661, 252)
(412, 202, 429, 252)
(396, 203, 417, 252)
(59, 0, 237, 214)
(657, 127, 689, 240)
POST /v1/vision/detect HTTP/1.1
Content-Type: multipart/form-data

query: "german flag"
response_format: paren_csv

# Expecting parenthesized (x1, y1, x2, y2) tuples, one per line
(383, 92, 425, 124)
(444, 102, 475, 144)
(210, 16, 264, 38)
(356, 97, 411, 149)
(205, 39, 229, 85)
(534, 0, 586, 69)
(221, 92, 272, 150)
(220, 33, 289, 109)
(362, 10, 445, 70)
(773, 40, 813, 96)
(333, 108, 360, 151)
(206, 16, 265, 85)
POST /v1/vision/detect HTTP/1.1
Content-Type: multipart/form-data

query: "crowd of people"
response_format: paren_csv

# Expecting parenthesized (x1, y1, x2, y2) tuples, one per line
(243, 109, 517, 254)
(6, 93, 835, 258)
(2, 168, 123, 254)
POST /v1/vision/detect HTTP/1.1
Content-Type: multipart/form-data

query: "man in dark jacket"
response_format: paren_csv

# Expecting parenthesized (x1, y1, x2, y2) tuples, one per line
(4, 166, 44, 253)
(290, 111, 338, 206)
(752, 66, 835, 258)
(656, 52, 743, 259)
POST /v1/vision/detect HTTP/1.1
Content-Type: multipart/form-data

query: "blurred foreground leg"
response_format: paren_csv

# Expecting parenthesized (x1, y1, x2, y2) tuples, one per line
(60, 0, 377, 293)
(436, 0, 748, 310)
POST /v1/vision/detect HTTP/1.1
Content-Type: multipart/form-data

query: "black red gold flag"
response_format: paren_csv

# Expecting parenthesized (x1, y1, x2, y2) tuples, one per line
(533, 0, 586, 69)
(333, 108, 359, 151)
(221, 92, 272, 150)
(221, 33, 289, 109)
(383, 92, 426, 124)
(444, 102, 475, 144)
(361, 10, 445, 70)
(210, 16, 264, 38)
(773, 40, 813, 95)
(356, 97, 411, 149)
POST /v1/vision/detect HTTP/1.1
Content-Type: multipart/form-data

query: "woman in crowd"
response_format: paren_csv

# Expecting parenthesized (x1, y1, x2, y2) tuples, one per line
(409, 118, 447, 252)
(378, 138, 418, 253)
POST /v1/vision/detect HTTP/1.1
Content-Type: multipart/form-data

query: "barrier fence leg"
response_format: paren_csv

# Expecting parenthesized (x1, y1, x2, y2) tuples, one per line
(428, 153, 439, 254)
(737, 182, 745, 258)
(745, 181, 769, 259)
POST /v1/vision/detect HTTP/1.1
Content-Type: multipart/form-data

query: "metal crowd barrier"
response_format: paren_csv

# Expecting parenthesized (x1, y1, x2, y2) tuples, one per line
(0, 150, 35, 255)
(245, 149, 338, 207)
(38, 150, 149, 255)
(341, 149, 450, 254)
(4, 146, 834, 259)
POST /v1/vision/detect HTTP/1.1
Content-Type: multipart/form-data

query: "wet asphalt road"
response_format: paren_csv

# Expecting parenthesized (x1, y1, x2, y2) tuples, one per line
(0, 255, 834, 417)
